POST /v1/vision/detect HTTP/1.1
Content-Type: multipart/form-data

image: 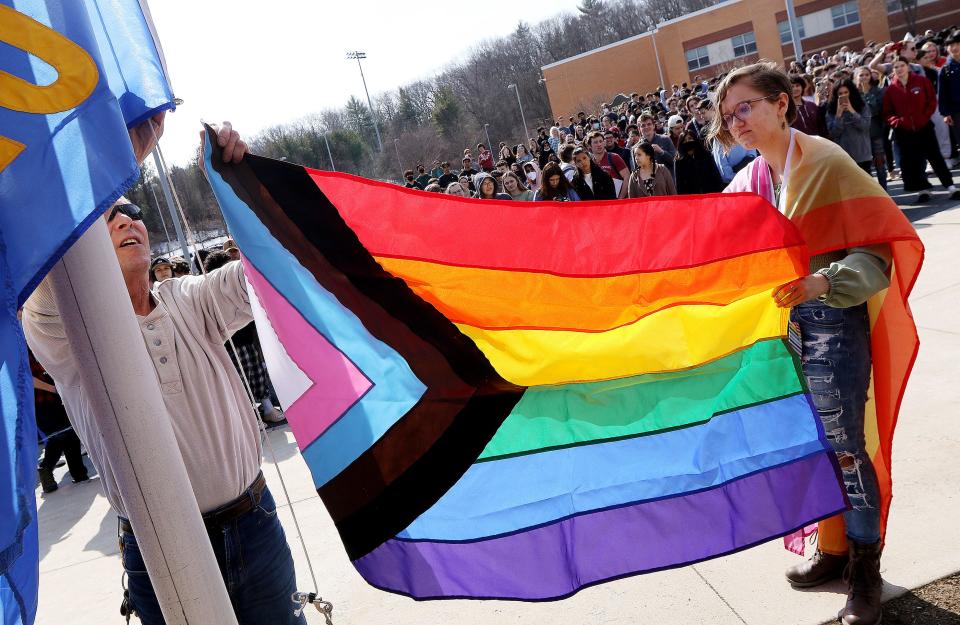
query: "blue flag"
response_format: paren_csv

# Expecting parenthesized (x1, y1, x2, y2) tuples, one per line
(0, 1, 175, 623)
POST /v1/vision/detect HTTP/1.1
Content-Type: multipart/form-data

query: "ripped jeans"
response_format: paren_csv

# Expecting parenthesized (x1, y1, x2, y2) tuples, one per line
(791, 301, 881, 545)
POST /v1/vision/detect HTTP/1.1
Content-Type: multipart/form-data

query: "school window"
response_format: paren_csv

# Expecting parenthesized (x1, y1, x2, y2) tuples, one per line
(731, 32, 757, 57)
(686, 46, 710, 71)
(831, 1, 860, 28)
(778, 19, 806, 44)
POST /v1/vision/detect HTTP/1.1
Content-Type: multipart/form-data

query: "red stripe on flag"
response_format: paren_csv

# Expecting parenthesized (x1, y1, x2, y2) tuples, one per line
(307, 170, 806, 277)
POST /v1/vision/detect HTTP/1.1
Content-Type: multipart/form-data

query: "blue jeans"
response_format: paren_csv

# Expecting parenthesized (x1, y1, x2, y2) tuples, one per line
(791, 301, 881, 545)
(120, 485, 306, 625)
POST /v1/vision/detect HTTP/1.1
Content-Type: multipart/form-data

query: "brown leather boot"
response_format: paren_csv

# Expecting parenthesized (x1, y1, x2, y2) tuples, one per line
(839, 539, 883, 625)
(785, 549, 848, 588)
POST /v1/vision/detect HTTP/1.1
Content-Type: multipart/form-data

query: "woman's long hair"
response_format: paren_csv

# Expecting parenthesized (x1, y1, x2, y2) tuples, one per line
(632, 142, 657, 170)
(539, 162, 572, 200)
(827, 78, 866, 116)
(501, 170, 528, 193)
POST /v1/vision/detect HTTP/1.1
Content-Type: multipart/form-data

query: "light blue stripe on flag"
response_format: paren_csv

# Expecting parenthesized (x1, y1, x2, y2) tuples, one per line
(202, 139, 427, 489)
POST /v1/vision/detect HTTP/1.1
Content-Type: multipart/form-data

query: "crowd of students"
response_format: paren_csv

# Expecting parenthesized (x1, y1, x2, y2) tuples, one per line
(402, 27, 960, 204)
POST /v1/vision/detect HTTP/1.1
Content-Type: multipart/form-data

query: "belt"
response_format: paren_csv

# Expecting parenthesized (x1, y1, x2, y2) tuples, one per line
(119, 471, 266, 536)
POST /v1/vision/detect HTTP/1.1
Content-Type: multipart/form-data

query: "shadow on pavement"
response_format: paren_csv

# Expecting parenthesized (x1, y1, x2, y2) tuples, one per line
(883, 594, 960, 625)
(36, 473, 106, 562)
(263, 424, 301, 463)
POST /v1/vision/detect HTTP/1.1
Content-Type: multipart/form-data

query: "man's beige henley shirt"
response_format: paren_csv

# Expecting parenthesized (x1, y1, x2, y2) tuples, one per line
(23, 261, 262, 516)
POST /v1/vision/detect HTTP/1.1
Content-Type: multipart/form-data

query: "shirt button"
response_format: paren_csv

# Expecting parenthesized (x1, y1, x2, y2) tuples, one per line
(147, 323, 155, 330)
(153, 339, 161, 346)
(159, 356, 168, 364)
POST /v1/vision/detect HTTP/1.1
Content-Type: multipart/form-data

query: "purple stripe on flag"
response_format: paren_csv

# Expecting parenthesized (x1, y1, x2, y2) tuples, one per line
(353, 450, 846, 601)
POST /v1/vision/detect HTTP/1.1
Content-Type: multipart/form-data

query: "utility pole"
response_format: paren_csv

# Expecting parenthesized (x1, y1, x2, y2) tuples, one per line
(507, 83, 531, 142)
(346, 51, 383, 152)
(322, 132, 336, 171)
(784, 0, 804, 62)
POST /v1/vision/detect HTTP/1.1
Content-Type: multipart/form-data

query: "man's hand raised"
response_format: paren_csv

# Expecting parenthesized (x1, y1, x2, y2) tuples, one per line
(202, 121, 248, 163)
(128, 111, 166, 164)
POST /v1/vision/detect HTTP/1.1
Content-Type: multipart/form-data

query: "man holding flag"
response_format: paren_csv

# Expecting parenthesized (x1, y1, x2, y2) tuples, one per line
(2, 2, 301, 624)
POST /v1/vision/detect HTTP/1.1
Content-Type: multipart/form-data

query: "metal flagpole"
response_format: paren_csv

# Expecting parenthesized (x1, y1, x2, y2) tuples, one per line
(785, 0, 804, 62)
(151, 150, 191, 262)
(46, 219, 238, 625)
(148, 182, 174, 255)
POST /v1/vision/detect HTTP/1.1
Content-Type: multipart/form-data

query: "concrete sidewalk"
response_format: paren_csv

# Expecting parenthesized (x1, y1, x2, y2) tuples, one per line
(35, 194, 960, 625)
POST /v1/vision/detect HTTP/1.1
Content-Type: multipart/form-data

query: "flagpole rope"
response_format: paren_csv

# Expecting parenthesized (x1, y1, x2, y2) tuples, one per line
(147, 125, 324, 606)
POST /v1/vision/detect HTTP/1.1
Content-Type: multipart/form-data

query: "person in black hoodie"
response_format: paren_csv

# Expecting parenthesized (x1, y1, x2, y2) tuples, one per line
(674, 132, 724, 195)
(570, 147, 617, 200)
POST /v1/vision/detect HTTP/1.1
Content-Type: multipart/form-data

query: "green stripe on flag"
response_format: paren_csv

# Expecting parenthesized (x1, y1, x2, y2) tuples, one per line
(478, 339, 803, 462)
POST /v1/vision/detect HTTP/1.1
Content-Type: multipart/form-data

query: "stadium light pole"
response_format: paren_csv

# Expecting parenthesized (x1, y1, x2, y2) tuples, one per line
(651, 26, 666, 93)
(346, 51, 383, 152)
(322, 131, 337, 171)
(507, 83, 531, 142)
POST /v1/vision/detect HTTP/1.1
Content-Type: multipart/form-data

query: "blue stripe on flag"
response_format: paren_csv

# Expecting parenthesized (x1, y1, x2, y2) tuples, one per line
(398, 394, 824, 541)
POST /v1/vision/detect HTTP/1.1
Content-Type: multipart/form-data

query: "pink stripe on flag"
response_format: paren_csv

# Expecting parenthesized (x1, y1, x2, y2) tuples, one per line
(244, 262, 372, 450)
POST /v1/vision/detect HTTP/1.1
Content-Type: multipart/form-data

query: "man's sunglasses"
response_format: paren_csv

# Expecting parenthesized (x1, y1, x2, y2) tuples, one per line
(107, 203, 143, 222)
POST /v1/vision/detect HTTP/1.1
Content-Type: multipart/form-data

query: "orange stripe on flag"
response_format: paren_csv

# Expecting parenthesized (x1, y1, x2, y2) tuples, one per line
(376, 247, 806, 332)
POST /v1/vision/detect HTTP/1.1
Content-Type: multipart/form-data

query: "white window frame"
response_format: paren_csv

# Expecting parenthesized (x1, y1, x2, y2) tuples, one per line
(686, 46, 710, 71)
(831, 1, 860, 29)
(731, 31, 757, 57)
(778, 19, 806, 44)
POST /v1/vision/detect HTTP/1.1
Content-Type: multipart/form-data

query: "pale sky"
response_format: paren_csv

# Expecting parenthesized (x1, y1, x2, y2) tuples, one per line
(149, 1, 585, 165)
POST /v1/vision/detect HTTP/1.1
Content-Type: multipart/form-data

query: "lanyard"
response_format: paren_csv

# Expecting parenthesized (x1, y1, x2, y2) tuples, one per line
(774, 129, 797, 214)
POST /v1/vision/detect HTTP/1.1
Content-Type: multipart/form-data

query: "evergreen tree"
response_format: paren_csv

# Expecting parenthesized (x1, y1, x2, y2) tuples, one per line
(344, 95, 375, 145)
(397, 87, 421, 131)
(431, 86, 462, 139)
(577, 0, 605, 17)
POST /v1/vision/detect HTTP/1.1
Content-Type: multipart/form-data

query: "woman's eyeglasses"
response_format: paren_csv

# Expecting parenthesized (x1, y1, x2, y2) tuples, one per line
(107, 203, 143, 222)
(720, 96, 775, 129)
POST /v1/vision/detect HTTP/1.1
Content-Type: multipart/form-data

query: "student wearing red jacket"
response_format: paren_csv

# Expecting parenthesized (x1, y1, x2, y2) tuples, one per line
(883, 55, 960, 202)
(477, 143, 495, 172)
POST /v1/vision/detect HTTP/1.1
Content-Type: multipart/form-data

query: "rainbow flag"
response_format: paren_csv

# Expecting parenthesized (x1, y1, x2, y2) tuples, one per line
(726, 131, 923, 556)
(201, 128, 847, 600)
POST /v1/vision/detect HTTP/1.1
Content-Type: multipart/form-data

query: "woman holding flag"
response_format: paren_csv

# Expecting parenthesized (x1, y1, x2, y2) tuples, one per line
(714, 62, 922, 625)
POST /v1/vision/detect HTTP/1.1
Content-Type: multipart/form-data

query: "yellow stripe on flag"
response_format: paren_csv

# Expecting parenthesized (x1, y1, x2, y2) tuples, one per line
(457, 290, 789, 386)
